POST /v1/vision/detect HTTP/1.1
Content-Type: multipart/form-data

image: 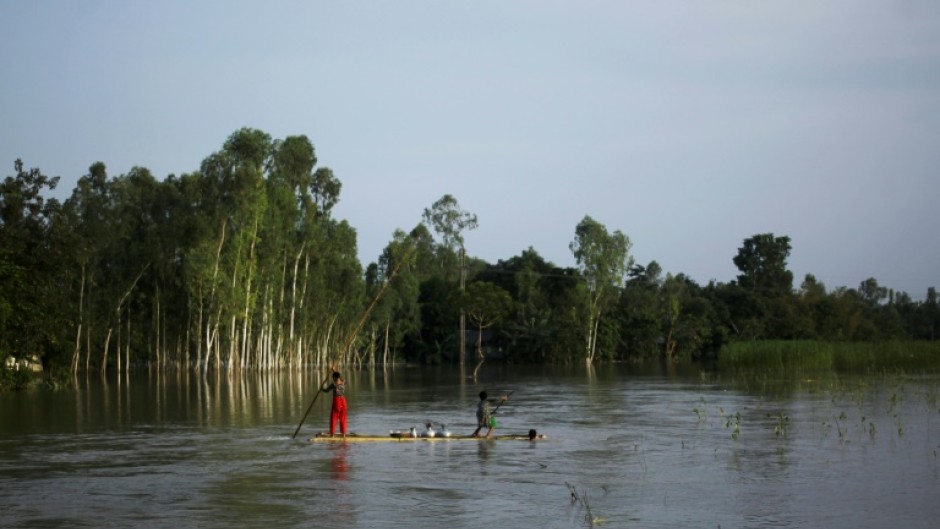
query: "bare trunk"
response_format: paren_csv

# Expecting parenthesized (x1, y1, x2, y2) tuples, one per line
(124, 303, 131, 372)
(85, 280, 93, 372)
(587, 313, 600, 365)
(383, 321, 390, 366)
(228, 314, 237, 370)
(367, 326, 375, 367)
(111, 263, 149, 374)
(154, 287, 161, 369)
(585, 294, 601, 365)
(101, 327, 113, 376)
(85, 318, 91, 372)
(459, 247, 466, 364)
(116, 306, 122, 374)
(72, 322, 83, 375)
(301, 255, 312, 366)
(584, 311, 594, 365)
(472, 320, 485, 380)
(208, 220, 226, 371)
(72, 265, 85, 375)
(288, 244, 304, 367)
(195, 297, 203, 370)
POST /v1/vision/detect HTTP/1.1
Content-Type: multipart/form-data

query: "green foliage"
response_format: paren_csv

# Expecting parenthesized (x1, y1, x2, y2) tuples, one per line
(0, 160, 64, 362)
(422, 194, 478, 251)
(570, 215, 632, 363)
(3, 136, 939, 376)
(719, 340, 940, 373)
(0, 365, 34, 391)
(733, 233, 793, 296)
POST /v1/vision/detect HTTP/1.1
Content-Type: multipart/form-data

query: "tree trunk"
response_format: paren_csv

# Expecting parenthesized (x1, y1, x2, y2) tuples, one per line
(154, 286, 160, 369)
(124, 303, 131, 373)
(208, 220, 226, 371)
(71, 265, 85, 375)
(460, 247, 466, 365)
(288, 244, 304, 367)
(472, 320, 485, 380)
(383, 320, 391, 366)
(116, 306, 121, 374)
(85, 280, 93, 372)
(588, 314, 601, 364)
(101, 327, 113, 376)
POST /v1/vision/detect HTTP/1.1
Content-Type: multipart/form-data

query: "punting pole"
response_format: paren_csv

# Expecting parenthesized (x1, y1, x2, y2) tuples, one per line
(292, 239, 416, 439)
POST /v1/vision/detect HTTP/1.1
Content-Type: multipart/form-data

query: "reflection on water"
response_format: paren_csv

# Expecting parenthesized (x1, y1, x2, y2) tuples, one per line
(0, 364, 938, 529)
(329, 443, 350, 480)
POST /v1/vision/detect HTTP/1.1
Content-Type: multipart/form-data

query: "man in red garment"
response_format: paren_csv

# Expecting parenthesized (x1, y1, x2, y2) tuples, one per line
(321, 370, 347, 437)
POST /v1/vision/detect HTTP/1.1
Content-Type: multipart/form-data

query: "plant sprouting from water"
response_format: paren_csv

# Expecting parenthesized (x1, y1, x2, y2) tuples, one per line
(720, 407, 741, 441)
(768, 411, 789, 437)
(566, 482, 607, 526)
(859, 415, 878, 442)
(694, 397, 708, 424)
(834, 411, 848, 444)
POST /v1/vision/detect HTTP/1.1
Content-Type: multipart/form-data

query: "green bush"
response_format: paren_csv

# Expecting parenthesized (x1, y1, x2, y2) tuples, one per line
(0, 365, 36, 391)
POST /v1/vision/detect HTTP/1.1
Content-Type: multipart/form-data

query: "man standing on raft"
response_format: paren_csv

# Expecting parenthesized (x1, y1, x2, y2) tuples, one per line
(322, 369, 347, 438)
(472, 391, 508, 438)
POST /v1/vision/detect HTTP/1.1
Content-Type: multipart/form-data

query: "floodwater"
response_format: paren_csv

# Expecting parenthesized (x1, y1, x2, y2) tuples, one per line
(1, 364, 938, 528)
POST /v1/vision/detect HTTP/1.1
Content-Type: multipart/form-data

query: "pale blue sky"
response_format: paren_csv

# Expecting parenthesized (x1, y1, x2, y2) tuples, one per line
(3, 1, 939, 297)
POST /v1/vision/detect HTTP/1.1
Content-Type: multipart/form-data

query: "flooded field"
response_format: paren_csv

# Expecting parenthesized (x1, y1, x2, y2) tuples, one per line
(1, 364, 938, 528)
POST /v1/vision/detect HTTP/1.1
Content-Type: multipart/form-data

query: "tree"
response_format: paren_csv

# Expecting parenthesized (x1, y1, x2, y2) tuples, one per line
(455, 281, 512, 379)
(617, 261, 663, 360)
(569, 215, 632, 364)
(0, 160, 62, 362)
(733, 233, 793, 296)
(367, 230, 420, 366)
(422, 194, 478, 364)
(858, 277, 888, 306)
(422, 194, 478, 250)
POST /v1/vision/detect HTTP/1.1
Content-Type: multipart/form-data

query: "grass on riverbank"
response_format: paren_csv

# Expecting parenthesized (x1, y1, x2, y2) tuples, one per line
(718, 340, 940, 373)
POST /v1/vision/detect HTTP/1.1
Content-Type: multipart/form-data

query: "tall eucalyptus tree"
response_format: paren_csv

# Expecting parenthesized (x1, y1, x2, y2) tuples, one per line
(0, 160, 62, 366)
(422, 194, 478, 364)
(368, 230, 420, 366)
(455, 281, 512, 379)
(570, 215, 632, 364)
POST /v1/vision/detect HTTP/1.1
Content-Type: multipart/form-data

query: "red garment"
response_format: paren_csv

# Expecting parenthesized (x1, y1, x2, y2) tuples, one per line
(329, 395, 347, 435)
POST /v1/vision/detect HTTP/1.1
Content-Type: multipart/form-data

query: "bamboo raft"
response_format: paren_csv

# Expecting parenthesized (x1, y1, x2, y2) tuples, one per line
(309, 432, 547, 443)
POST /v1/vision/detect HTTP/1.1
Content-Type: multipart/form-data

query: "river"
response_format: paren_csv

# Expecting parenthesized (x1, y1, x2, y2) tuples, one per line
(1, 364, 938, 528)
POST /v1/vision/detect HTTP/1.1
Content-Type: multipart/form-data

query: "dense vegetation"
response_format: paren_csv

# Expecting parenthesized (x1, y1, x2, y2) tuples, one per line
(1, 128, 938, 380)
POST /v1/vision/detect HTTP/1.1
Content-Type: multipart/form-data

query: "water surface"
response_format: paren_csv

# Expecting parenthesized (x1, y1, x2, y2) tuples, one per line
(1, 365, 938, 528)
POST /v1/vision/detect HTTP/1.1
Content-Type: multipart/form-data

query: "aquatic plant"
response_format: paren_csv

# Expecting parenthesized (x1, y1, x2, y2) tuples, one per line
(834, 411, 848, 444)
(566, 482, 607, 526)
(693, 396, 708, 424)
(719, 407, 741, 440)
(769, 411, 789, 437)
(718, 340, 940, 374)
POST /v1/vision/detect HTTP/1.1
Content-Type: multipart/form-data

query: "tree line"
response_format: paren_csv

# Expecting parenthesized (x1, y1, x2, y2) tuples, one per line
(1, 128, 937, 375)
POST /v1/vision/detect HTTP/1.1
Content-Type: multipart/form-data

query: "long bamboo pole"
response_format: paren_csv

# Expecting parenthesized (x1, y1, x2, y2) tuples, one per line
(292, 240, 416, 439)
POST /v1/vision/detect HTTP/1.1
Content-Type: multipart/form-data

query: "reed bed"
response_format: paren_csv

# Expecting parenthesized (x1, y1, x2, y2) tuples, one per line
(718, 340, 940, 373)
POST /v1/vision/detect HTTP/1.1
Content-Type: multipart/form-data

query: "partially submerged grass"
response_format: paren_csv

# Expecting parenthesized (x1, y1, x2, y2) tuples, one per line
(718, 340, 940, 374)
(566, 482, 608, 527)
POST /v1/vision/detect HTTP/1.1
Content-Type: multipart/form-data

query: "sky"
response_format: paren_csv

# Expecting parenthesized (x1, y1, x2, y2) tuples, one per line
(2, 1, 939, 298)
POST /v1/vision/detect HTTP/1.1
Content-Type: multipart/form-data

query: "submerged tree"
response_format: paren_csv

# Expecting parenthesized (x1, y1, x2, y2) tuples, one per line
(422, 194, 478, 364)
(569, 215, 632, 365)
(0, 160, 62, 363)
(455, 281, 512, 379)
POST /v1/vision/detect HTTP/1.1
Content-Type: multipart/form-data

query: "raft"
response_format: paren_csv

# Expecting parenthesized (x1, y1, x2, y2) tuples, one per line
(309, 432, 547, 443)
